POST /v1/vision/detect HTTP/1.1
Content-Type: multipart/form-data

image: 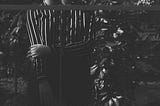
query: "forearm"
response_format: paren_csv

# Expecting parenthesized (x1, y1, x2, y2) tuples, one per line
(34, 58, 49, 81)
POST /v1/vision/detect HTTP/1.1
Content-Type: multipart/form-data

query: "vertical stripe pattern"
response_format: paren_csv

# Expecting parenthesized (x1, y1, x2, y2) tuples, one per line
(26, 9, 95, 75)
(27, 9, 95, 48)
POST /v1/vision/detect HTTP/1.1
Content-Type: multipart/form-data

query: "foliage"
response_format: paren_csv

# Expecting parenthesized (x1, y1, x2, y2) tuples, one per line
(90, 10, 160, 105)
(90, 0, 160, 5)
(0, 10, 33, 105)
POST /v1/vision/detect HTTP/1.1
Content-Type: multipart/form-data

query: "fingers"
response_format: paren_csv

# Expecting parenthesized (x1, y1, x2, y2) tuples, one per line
(27, 47, 37, 54)
(27, 51, 38, 58)
(30, 47, 38, 51)
(27, 44, 50, 58)
(29, 44, 45, 50)
(27, 47, 39, 58)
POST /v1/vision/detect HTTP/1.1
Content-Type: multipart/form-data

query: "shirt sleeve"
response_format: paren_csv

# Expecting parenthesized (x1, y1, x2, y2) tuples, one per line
(26, 9, 49, 80)
(26, 9, 43, 45)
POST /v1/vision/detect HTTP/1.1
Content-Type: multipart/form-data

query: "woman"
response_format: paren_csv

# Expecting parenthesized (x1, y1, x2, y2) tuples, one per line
(27, 0, 95, 105)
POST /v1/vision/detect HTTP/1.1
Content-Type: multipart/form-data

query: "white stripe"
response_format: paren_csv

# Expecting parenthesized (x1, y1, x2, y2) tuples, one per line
(79, 10, 81, 27)
(49, 10, 51, 35)
(70, 10, 73, 44)
(40, 10, 44, 44)
(26, 20, 33, 45)
(37, 11, 43, 44)
(44, 16, 47, 45)
(52, 10, 55, 22)
(44, 10, 48, 46)
(82, 11, 86, 42)
(70, 10, 73, 28)
(88, 15, 92, 41)
(29, 10, 38, 44)
(75, 10, 77, 36)
(37, 10, 43, 44)
(83, 12, 86, 28)
(27, 10, 34, 45)
(49, 10, 52, 45)
(36, 10, 39, 16)
(34, 11, 37, 25)
(34, 10, 44, 44)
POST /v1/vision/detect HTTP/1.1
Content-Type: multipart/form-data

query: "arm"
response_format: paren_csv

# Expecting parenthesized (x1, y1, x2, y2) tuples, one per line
(26, 9, 55, 106)
(26, 9, 48, 78)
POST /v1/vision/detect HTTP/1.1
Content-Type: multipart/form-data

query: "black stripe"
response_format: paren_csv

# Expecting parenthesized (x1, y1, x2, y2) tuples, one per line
(30, 10, 42, 44)
(27, 10, 36, 44)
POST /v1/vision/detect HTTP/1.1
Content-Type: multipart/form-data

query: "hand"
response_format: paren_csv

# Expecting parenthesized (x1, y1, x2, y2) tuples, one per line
(27, 44, 52, 58)
(39, 79, 55, 106)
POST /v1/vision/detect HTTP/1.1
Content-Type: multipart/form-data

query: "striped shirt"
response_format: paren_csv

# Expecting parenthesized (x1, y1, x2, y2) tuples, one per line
(26, 7, 95, 77)
(26, 9, 95, 49)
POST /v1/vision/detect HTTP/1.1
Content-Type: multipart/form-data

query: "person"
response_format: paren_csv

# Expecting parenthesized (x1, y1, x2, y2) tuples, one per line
(26, 0, 61, 105)
(26, 0, 95, 105)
